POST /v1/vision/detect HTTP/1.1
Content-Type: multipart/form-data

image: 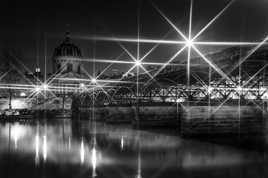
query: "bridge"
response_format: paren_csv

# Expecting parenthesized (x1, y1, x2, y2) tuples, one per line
(69, 46, 268, 108)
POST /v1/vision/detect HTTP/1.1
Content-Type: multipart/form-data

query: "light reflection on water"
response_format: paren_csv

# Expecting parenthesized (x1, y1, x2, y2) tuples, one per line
(0, 120, 267, 178)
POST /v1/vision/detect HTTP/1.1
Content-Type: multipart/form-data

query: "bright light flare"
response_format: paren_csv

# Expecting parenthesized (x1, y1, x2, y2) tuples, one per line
(152, 2, 188, 41)
(57, 77, 138, 84)
(176, 98, 185, 103)
(20, 92, 26, 97)
(135, 60, 141, 67)
(35, 134, 40, 164)
(192, 0, 235, 41)
(87, 36, 268, 46)
(192, 45, 232, 82)
(91, 147, 98, 177)
(207, 86, 213, 94)
(186, 39, 193, 47)
(236, 86, 243, 93)
(91, 147, 97, 168)
(79, 83, 85, 88)
(120, 136, 124, 150)
(11, 124, 27, 149)
(34, 86, 41, 93)
(91, 78, 97, 84)
(43, 135, 47, 161)
(42, 83, 48, 90)
(80, 139, 85, 164)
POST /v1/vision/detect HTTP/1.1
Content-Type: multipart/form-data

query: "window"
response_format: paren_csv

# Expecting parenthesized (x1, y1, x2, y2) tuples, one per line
(67, 63, 73, 72)
(78, 65, 81, 74)
(57, 64, 61, 71)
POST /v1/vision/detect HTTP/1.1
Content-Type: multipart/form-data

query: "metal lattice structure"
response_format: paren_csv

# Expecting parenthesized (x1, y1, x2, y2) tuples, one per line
(70, 47, 268, 110)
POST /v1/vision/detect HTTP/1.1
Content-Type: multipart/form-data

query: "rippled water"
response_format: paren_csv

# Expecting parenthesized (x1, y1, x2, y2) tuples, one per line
(0, 120, 268, 178)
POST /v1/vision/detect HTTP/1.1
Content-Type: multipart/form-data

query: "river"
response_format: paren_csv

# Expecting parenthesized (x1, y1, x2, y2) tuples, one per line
(0, 119, 268, 178)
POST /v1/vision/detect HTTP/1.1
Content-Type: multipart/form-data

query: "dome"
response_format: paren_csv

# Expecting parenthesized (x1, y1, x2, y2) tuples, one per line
(53, 32, 82, 58)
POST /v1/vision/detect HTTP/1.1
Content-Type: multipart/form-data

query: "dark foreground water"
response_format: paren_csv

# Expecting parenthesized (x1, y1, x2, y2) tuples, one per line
(1, 120, 268, 178)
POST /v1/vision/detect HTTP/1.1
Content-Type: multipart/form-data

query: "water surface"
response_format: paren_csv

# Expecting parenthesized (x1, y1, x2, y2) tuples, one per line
(0, 120, 268, 178)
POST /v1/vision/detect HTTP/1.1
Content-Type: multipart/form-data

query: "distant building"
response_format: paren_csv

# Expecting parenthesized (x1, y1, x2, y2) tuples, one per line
(52, 31, 86, 79)
(24, 67, 43, 84)
(50, 31, 88, 95)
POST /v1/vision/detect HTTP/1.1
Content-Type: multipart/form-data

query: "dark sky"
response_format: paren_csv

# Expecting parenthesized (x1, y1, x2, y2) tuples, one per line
(1, 0, 268, 74)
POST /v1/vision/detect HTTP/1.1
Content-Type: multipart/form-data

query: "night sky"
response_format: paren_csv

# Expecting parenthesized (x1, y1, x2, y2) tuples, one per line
(1, 0, 268, 74)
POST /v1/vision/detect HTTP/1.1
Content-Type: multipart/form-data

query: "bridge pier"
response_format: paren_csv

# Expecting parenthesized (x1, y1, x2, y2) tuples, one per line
(181, 101, 265, 136)
(71, 91, 266, 136)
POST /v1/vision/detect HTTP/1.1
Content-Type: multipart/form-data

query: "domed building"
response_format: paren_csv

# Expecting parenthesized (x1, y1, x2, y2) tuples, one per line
(48, 32, 87, 110)
(52, 31, 86, 78)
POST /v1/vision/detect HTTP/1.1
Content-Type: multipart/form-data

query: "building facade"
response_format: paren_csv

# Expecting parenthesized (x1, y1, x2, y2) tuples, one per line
(52, 31, 85, 79)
